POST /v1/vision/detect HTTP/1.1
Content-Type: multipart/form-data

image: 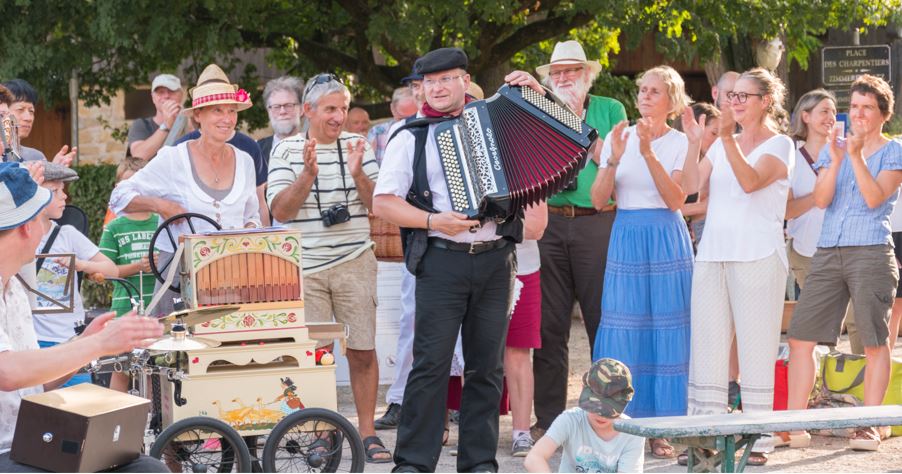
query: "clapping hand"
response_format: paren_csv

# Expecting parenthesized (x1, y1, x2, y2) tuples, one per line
(635, 118, 655, 156)
(52, 145, 77, 166)
(826, 124, 846, 167)
(680, 107, 707, 145)
(718, 104, 736, 139)
(608, 120, 629, 163)
(301, 138, 318, 179)
(346, 139, 366, 178)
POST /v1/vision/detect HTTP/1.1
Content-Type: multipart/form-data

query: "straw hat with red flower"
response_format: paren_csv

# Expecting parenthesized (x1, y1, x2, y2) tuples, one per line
(181, 64, 252, 115)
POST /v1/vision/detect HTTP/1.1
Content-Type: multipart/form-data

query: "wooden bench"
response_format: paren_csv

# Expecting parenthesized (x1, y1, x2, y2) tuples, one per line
(613, 405, 902, 473)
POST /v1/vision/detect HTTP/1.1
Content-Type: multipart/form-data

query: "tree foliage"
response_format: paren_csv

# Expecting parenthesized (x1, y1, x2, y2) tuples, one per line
(1, 0, 898, 128)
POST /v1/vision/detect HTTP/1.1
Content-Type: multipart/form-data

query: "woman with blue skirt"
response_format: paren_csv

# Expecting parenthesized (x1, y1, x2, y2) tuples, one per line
(589, 65, 703, 458)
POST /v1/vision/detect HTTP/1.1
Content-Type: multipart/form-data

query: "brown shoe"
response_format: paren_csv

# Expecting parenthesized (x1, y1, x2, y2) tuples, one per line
(529, 424, 546, 441)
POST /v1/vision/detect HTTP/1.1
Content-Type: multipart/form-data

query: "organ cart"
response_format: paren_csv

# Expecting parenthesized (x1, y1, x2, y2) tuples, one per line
(91, 214, 364, 472)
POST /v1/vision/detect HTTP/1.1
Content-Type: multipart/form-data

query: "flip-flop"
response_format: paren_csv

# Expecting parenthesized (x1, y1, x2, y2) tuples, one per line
(363, 435, 392, 464)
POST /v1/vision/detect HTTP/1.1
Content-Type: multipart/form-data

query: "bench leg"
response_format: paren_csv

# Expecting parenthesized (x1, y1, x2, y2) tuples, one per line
(720, 436, 735, 472)
(733, 434, 760, 473)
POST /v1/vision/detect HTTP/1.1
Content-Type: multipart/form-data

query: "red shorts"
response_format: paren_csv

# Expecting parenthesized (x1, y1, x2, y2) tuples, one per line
(506, 271, 541, 349)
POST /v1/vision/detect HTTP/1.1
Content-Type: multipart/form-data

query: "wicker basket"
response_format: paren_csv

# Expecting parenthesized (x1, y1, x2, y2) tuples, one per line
(369, 214, 403, 262)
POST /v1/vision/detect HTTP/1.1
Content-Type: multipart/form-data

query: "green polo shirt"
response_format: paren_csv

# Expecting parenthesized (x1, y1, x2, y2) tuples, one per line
(547, 94, 627, 208)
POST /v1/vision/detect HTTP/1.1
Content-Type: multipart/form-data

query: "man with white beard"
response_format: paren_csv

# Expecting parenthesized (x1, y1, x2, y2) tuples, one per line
(258, 76, 305, 164)
(506, 40, 627, 441)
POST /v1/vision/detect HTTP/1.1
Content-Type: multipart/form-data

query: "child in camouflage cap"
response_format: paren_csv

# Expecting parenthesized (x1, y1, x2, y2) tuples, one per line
(525, 358, 646, 472)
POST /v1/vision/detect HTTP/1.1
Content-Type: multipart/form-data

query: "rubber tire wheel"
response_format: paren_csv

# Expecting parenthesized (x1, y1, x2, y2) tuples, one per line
(261, 408, 365, 473)
(148, 212, 221, 293)
(150, 416, 253, 473)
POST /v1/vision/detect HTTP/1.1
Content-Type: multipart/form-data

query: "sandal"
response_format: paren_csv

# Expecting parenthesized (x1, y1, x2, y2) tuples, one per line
(746, 451, 768, 466)
(849, 427, 882, 451)
(362, 435, 392, 464)
(774, 431, 811, 448)
(649, 438, 675, 459)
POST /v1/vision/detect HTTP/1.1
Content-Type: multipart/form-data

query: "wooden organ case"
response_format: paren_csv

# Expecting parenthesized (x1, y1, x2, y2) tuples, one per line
(161, 229, 344, 436)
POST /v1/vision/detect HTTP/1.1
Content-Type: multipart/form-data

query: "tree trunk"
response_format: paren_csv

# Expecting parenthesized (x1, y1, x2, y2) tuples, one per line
(474, 59, 512, 97)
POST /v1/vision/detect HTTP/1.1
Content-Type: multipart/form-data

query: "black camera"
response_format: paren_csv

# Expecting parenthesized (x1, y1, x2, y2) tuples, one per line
(321, 203, 351, 227)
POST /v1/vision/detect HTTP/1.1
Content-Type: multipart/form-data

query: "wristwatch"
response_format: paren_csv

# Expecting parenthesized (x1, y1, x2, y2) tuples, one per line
(159, 122, 170, 132)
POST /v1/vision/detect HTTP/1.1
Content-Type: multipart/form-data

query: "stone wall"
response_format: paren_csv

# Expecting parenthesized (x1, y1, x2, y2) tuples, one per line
(76, 91, 272, 165)
(77, 92, 129, 164)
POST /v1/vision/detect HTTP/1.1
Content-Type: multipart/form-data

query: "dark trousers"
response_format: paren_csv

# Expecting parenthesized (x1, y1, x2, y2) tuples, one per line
(393, 243, 515, 472)
(0, 454, 169, 472)
(533, 211, 615, 429)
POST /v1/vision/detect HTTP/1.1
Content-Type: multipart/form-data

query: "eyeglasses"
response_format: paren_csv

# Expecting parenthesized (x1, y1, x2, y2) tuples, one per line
(304, 73, 344, 96)
(548, 66, 585, 79)
(422, 75, 464, 89)
(267, 102, 299, 112)
(725, 91, 764, 104)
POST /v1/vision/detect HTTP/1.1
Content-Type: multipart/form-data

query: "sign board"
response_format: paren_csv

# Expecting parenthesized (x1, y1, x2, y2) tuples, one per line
(827, 87, 852, 111)
(821, 45, 891, 87)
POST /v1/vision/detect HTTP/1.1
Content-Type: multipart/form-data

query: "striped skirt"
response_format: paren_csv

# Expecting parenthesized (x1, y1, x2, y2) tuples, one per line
(592, 208, 693, 418)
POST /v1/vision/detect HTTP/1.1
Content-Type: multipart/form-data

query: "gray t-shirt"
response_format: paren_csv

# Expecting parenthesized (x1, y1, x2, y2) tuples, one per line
(545, 408, 645, 473)
(127, 117, 158, 147)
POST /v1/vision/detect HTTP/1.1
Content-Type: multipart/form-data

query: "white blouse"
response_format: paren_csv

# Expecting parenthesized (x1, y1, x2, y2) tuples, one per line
(598, 126, 688, 210)
(696, 134, 795, 267)
(786, 141, 826, 258)
(109, 142, 261, 253)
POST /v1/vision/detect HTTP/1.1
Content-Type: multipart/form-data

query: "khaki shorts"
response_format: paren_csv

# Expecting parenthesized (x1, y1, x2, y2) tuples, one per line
(789, 245, 898, 347)
(303, 249, 378, 350)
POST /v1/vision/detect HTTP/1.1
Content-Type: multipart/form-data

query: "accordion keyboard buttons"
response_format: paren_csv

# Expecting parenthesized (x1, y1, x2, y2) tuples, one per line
(521, 87, 583, 132)
(437, 130, 470, 212)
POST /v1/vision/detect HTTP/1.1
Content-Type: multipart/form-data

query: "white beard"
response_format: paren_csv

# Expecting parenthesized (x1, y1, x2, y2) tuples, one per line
(271, 117, 301, 137)
(550, 76, 591, 113)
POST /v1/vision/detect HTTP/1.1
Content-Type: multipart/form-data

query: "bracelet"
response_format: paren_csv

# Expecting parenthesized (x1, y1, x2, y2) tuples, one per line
(606, 158, 621, 167)
(426, 213, 434, 230)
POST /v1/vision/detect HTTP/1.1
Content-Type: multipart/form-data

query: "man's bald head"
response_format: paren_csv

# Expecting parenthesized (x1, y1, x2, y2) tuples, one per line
(712, 71, 740, 108)
(345, 107, 371, 135)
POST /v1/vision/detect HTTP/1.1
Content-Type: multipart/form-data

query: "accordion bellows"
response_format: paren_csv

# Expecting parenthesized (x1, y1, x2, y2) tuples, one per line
(435, 85, 598, 220)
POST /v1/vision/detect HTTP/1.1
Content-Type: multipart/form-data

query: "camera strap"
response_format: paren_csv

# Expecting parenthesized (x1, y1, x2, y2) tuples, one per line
(310, 136, 352, 215)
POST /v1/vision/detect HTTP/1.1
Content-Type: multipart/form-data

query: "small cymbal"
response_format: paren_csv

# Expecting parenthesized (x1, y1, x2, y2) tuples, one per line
(158, 305, 241, 328)
(148, 335, 221, 352)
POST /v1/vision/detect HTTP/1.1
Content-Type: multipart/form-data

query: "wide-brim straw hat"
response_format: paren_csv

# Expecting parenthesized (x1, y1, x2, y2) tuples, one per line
(181, 64, 252, 115)
(536, 40, 603, 79)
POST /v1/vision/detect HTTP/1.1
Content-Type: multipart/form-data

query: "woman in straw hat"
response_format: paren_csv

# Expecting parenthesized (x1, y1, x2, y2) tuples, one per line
(110, 64, 261, 313)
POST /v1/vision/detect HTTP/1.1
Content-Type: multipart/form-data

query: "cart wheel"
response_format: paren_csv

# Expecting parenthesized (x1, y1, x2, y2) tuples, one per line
(262, 408, 365, 473)
(150, 416, 253, 473)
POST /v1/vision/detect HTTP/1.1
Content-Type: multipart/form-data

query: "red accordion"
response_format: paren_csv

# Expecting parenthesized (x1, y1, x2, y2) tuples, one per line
(435, 85, 598, 219)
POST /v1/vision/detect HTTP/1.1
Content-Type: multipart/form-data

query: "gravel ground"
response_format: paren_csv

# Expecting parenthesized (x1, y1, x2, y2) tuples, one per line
(337, 323, 902, 473)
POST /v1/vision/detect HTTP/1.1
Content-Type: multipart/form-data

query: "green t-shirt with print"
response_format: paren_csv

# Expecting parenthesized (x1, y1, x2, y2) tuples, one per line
(99, 214, 160, 316)
(546, 94, 627, 208)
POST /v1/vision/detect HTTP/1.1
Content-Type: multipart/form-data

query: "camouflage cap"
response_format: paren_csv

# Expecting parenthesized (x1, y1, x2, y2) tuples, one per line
(578, 358, 634, 418)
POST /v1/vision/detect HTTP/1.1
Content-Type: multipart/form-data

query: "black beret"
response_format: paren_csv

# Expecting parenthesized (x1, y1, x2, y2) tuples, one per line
(414, 48, 468, 76)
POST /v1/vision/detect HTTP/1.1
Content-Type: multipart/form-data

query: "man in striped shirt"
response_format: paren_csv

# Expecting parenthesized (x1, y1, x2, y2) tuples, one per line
(267, 74, 389, 463)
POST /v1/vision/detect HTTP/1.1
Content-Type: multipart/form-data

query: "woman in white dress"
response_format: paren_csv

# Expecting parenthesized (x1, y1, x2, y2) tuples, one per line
(688, 68, 795, 466)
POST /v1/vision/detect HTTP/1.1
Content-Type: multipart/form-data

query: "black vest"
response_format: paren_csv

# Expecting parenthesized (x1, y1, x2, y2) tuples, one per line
(390, 118, 524, 275)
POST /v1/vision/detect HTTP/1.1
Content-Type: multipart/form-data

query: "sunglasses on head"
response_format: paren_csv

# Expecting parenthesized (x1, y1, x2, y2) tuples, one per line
(304, 73, 344, 96)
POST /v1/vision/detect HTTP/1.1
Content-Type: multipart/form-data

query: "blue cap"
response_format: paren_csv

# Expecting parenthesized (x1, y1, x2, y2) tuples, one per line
(0, 162, 52, 230)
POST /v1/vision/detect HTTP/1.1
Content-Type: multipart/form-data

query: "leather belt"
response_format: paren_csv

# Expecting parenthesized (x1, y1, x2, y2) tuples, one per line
(548, 204, 615, 218)
(428, 237, 510, 255)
